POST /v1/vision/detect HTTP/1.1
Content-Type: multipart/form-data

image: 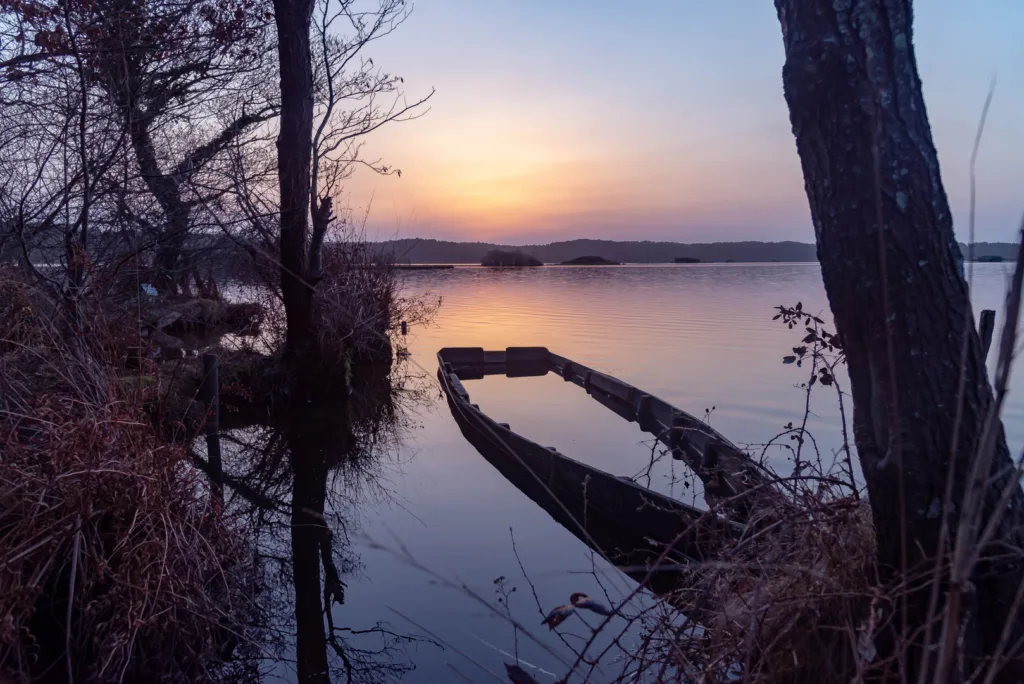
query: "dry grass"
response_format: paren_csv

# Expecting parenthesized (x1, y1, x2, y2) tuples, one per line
(0, 399, 260, 683)
(701, 493, 878, 682)
(313, 242, 439, 365)
(551, 482, 882, 683)
(0, 269, 261, 683)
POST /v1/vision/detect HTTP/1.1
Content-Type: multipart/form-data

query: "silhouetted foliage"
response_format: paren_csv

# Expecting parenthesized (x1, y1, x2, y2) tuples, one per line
(481, 249, 542, 267)
(560, 255, 620, 265)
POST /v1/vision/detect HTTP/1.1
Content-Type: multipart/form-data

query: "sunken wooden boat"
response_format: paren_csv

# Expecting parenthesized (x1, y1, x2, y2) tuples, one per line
(437, 347, 769, 594)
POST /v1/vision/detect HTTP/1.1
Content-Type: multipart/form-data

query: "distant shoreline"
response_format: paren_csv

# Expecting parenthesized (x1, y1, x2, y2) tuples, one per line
(379, 238, 1018, 265)
(393, 260, 1015, 270)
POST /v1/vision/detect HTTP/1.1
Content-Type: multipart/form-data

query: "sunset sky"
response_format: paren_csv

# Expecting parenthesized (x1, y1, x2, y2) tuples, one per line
(341, 1, 1024, 245)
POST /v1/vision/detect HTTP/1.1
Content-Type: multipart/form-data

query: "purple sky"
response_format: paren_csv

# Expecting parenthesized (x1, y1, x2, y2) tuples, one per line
(338, 1, 1024, 244)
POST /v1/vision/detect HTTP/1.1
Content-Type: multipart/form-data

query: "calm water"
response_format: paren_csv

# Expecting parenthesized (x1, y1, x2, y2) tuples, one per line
(225, 263, 1023, 682)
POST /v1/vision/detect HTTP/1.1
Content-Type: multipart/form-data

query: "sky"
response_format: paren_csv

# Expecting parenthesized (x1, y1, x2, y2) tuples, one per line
(338, 1, 1024, 245)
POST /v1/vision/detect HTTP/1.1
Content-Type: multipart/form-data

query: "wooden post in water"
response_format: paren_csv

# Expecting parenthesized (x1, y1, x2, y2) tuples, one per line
(979, 309, 996, 360)
(201, 353, 224, 503)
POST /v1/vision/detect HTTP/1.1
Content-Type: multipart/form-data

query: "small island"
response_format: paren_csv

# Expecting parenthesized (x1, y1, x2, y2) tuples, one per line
(393, 264, 456, 270)
(674, 256, 700, 264)
(560, 255, 621, 266)
(481, 249, 543, 267)
(976, 255, 1004, 263)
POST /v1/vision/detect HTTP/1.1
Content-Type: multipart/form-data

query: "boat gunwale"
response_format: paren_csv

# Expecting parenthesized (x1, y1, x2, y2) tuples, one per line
(435, 346, 746, 535)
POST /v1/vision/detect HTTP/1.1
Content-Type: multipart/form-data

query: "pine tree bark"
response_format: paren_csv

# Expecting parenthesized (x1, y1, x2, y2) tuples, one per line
(273, 0, 316, 355)
(774, 1, 1024, 679)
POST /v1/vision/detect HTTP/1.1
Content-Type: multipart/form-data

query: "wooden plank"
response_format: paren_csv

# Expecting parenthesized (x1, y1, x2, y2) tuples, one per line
(588, 385, 639, 422)
(506, 346, 550, 363)
(587, 371, 634, 403)
(448, 373, 470, 402)
(505, 361, 549, 378)
(439, 347, 485, 366)
(483, 350, 507, 364)
(548, 353, 572, 372)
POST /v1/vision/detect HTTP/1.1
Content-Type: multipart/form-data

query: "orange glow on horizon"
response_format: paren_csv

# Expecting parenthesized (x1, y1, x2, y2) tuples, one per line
(340, 96, 809, 241)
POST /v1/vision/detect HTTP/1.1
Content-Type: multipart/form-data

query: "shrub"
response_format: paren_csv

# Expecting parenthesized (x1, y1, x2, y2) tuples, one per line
(313, 242, 440, 367)
(0, 399, 261, 683)
(0, 270, 260, 682)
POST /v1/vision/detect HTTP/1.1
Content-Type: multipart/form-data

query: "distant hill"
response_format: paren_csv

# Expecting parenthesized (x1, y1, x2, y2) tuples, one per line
(962, 242, 1021, 262)
(379, 239, 819, 264)
(376, 238, 1020, 264)
(8, 232, 1016, 267)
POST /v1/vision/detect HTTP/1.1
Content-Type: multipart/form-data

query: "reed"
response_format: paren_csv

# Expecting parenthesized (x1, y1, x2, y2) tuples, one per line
(0, 269, 261, 683)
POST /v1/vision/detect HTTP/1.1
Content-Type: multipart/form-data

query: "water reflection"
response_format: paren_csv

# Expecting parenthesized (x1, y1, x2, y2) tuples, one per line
(194, 359, 437, 682)
(184, 264, 1024, 681)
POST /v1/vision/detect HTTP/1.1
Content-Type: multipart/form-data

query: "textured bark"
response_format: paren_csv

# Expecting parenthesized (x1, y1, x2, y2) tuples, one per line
(308, 195, 333, 282)
(774, 0, 1024, 678)
(126, 108, 192, 292)
(273, 0, 316, 355)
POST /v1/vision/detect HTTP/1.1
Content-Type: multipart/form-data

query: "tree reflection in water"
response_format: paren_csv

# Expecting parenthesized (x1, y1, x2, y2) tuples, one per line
(192, 358, 437, 682)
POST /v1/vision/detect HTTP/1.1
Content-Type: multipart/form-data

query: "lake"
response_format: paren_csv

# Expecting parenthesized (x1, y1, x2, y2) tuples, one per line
(229, 263, 1023, 683)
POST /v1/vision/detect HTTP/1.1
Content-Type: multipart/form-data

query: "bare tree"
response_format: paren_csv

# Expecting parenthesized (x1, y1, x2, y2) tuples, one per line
(0, 0, 132, 359)
(271, 0, 316, 362)
(3, 0, 280, 293)
(307, 0, 432, 280)
(89, 0, 278, 292)
(260, 0, 430, 361)
(773, 1, 1024, 680)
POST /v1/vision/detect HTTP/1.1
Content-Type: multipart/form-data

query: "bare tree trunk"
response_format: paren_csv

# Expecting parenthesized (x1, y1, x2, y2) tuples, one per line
(128, 113, 192, 293)
(273, 0, 316, 356)
(773, 1, 1024, 679)
(307, 196, 332, 282)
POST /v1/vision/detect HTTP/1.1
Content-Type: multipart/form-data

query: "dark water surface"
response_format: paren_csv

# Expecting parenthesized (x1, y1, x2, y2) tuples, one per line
(219, 263, 1022, 682)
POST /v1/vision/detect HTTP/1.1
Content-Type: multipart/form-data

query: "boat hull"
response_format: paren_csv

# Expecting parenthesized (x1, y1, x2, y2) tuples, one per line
(437, 346, 746, 595)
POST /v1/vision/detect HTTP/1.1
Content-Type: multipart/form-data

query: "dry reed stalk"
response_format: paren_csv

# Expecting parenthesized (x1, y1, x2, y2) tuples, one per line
(0, 395, 262, 683)
(0, 268, 261, 683)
